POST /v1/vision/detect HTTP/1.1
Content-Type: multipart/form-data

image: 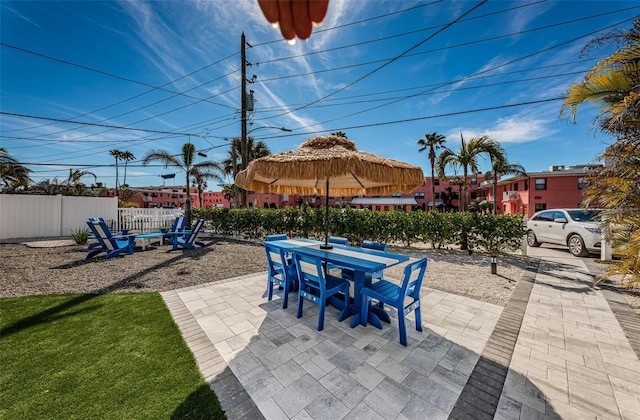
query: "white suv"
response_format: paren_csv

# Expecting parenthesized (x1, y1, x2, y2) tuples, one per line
(526, 208, 603, 257)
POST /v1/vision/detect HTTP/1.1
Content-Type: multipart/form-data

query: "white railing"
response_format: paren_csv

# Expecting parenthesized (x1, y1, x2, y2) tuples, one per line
(117, 207, 184, 232)
(503, 191, 519, 201)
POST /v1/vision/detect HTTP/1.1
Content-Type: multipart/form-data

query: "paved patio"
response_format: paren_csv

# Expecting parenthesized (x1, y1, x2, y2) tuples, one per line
(162, 246, 640, 419)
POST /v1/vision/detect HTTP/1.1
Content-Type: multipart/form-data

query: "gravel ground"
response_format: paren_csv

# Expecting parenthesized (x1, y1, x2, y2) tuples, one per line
(3, 236, 638, 316)
(1, 236, 528, 306)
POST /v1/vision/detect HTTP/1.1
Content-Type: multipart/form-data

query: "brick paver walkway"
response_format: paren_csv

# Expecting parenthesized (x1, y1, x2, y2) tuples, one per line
(162, 246, 640, 419)
(495, 246, 640, 420)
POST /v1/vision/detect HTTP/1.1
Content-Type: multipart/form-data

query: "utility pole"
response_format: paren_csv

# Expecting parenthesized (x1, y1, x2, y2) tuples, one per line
(240, 32, 248, 208)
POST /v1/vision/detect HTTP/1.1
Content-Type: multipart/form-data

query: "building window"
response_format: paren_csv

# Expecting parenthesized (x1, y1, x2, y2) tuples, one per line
(434, 192, 440, 199)
(513, 182, 519, 191)
(470, 192, 477, 199)
(524, 180, 529, 190)
(414, 192, 425, 199)
(434, 179, 440, 186)
(577, 177, 587, 190)
(535, 178, 547, 190)
(391, 193, 401, 197)
(535, 203, 547, 211)
(470, 177, 477, 185)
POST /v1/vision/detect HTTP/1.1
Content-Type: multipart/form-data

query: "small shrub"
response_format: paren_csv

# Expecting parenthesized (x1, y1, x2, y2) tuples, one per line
(69, 227, 91, 244)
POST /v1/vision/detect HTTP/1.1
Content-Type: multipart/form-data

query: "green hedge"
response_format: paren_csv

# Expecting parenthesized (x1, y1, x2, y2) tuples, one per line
(194, 207, 526, 254)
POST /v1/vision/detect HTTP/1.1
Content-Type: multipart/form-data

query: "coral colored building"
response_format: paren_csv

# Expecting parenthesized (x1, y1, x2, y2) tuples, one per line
(475, 164, 602, 218)
(114, 175, 489, 212)
(107, 186, 203, 209)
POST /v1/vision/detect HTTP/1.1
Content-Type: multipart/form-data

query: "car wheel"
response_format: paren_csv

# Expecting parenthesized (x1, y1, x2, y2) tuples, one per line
(568, 234, 589, 257)
(527, 230, 541, 247)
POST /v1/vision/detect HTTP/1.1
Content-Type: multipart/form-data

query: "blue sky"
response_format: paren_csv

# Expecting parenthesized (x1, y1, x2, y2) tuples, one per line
(1, 0, 638, 189)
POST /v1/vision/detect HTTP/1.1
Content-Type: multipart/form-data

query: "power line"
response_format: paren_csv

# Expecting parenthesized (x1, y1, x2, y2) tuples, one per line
(0, 111, 201, 136)
(253, 5, 637, 83)
(257, 0, 489, 121)
(256, 97, 565, 141)
(0, 42, 238, 111)
(251, 0, 447, 48)
(285, 16, 635, 132)
(254, 0, 546, 66)
(251, 66, 593, 114)
(14, 95, 563, 174)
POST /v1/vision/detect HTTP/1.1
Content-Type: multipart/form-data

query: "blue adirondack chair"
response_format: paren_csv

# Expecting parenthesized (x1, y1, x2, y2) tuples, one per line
(163, 216, 186, 241)
(264, 242, 298, 309)
(360, 258, 428, 346)
(171, 218, 206, 250)
(293, 251, 351, 331)
(87, 217, 131, 249)
(85, 219, 136, 260)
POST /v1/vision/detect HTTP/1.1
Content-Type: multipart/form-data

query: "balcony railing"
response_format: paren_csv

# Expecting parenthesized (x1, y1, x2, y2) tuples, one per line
(503, 191, 519, 201)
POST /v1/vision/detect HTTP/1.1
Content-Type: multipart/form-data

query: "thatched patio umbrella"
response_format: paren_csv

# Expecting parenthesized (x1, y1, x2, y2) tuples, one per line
(234, 135, 424, 249)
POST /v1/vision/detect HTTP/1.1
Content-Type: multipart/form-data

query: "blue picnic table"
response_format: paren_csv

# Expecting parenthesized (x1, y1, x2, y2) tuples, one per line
(267, 238, 409, 328)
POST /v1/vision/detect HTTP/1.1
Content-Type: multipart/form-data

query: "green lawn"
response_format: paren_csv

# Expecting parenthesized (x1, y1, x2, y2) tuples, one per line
(1, 292, 226, 419)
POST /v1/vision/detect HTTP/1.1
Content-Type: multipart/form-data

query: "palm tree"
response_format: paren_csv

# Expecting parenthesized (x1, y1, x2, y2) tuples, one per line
(143, 143, 224, 228)
(222, 137, 271, 175)
(418, 132, 446, 211)
(561, 19, 640, 286)
(331, 131, 347, 138)
(120, 151, 135, 191)
(191, 168, 222, 208)
(560, 19, 640, 138)
(64, 169, 97, 196)
(436, 133, 503, 211)
(222, 137, 271, 207)
(109, 149, 122, 196)
(0, 148, 32, 191)
(222, 185, 236, 208)
(485, 153, 527, 215)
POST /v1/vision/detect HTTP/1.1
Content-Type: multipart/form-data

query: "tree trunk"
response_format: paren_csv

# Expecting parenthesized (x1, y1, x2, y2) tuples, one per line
(185, 173, 192, 229)
(492, 168, 498, 215)
(430, 162, 436, 211)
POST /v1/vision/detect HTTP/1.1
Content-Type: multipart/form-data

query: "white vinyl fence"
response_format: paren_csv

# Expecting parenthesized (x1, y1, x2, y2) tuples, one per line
(118, 207, 184, 232)
(0, 195, 184, 240)
(0, 195, 117, 240)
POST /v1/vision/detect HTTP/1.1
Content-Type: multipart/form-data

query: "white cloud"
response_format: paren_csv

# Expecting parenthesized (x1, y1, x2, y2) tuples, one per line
(4, 5, 41, 28)
(449, 114, 555, 145)
(484, 116, 552, 143)
(507, 1, 553, 33)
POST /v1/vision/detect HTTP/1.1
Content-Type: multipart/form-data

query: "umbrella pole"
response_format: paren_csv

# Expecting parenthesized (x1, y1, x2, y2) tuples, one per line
(320, 178, 332, 249)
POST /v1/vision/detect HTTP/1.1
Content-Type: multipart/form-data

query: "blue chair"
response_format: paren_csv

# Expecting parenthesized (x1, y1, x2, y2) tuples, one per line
(85, 219, 136, 260)
(361, 241, 387, 252)
(264, 242, 298, 309)
(163, 216, 186, 241)
(326, 236, 349, 275)
(171, 218, 206, 250)
(341, 241, 389, 282)
(360, 258, 428, 346)
(293, 252, 351, 331)
(328, 236, 349, 246)
(266, 234, 288, 242)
